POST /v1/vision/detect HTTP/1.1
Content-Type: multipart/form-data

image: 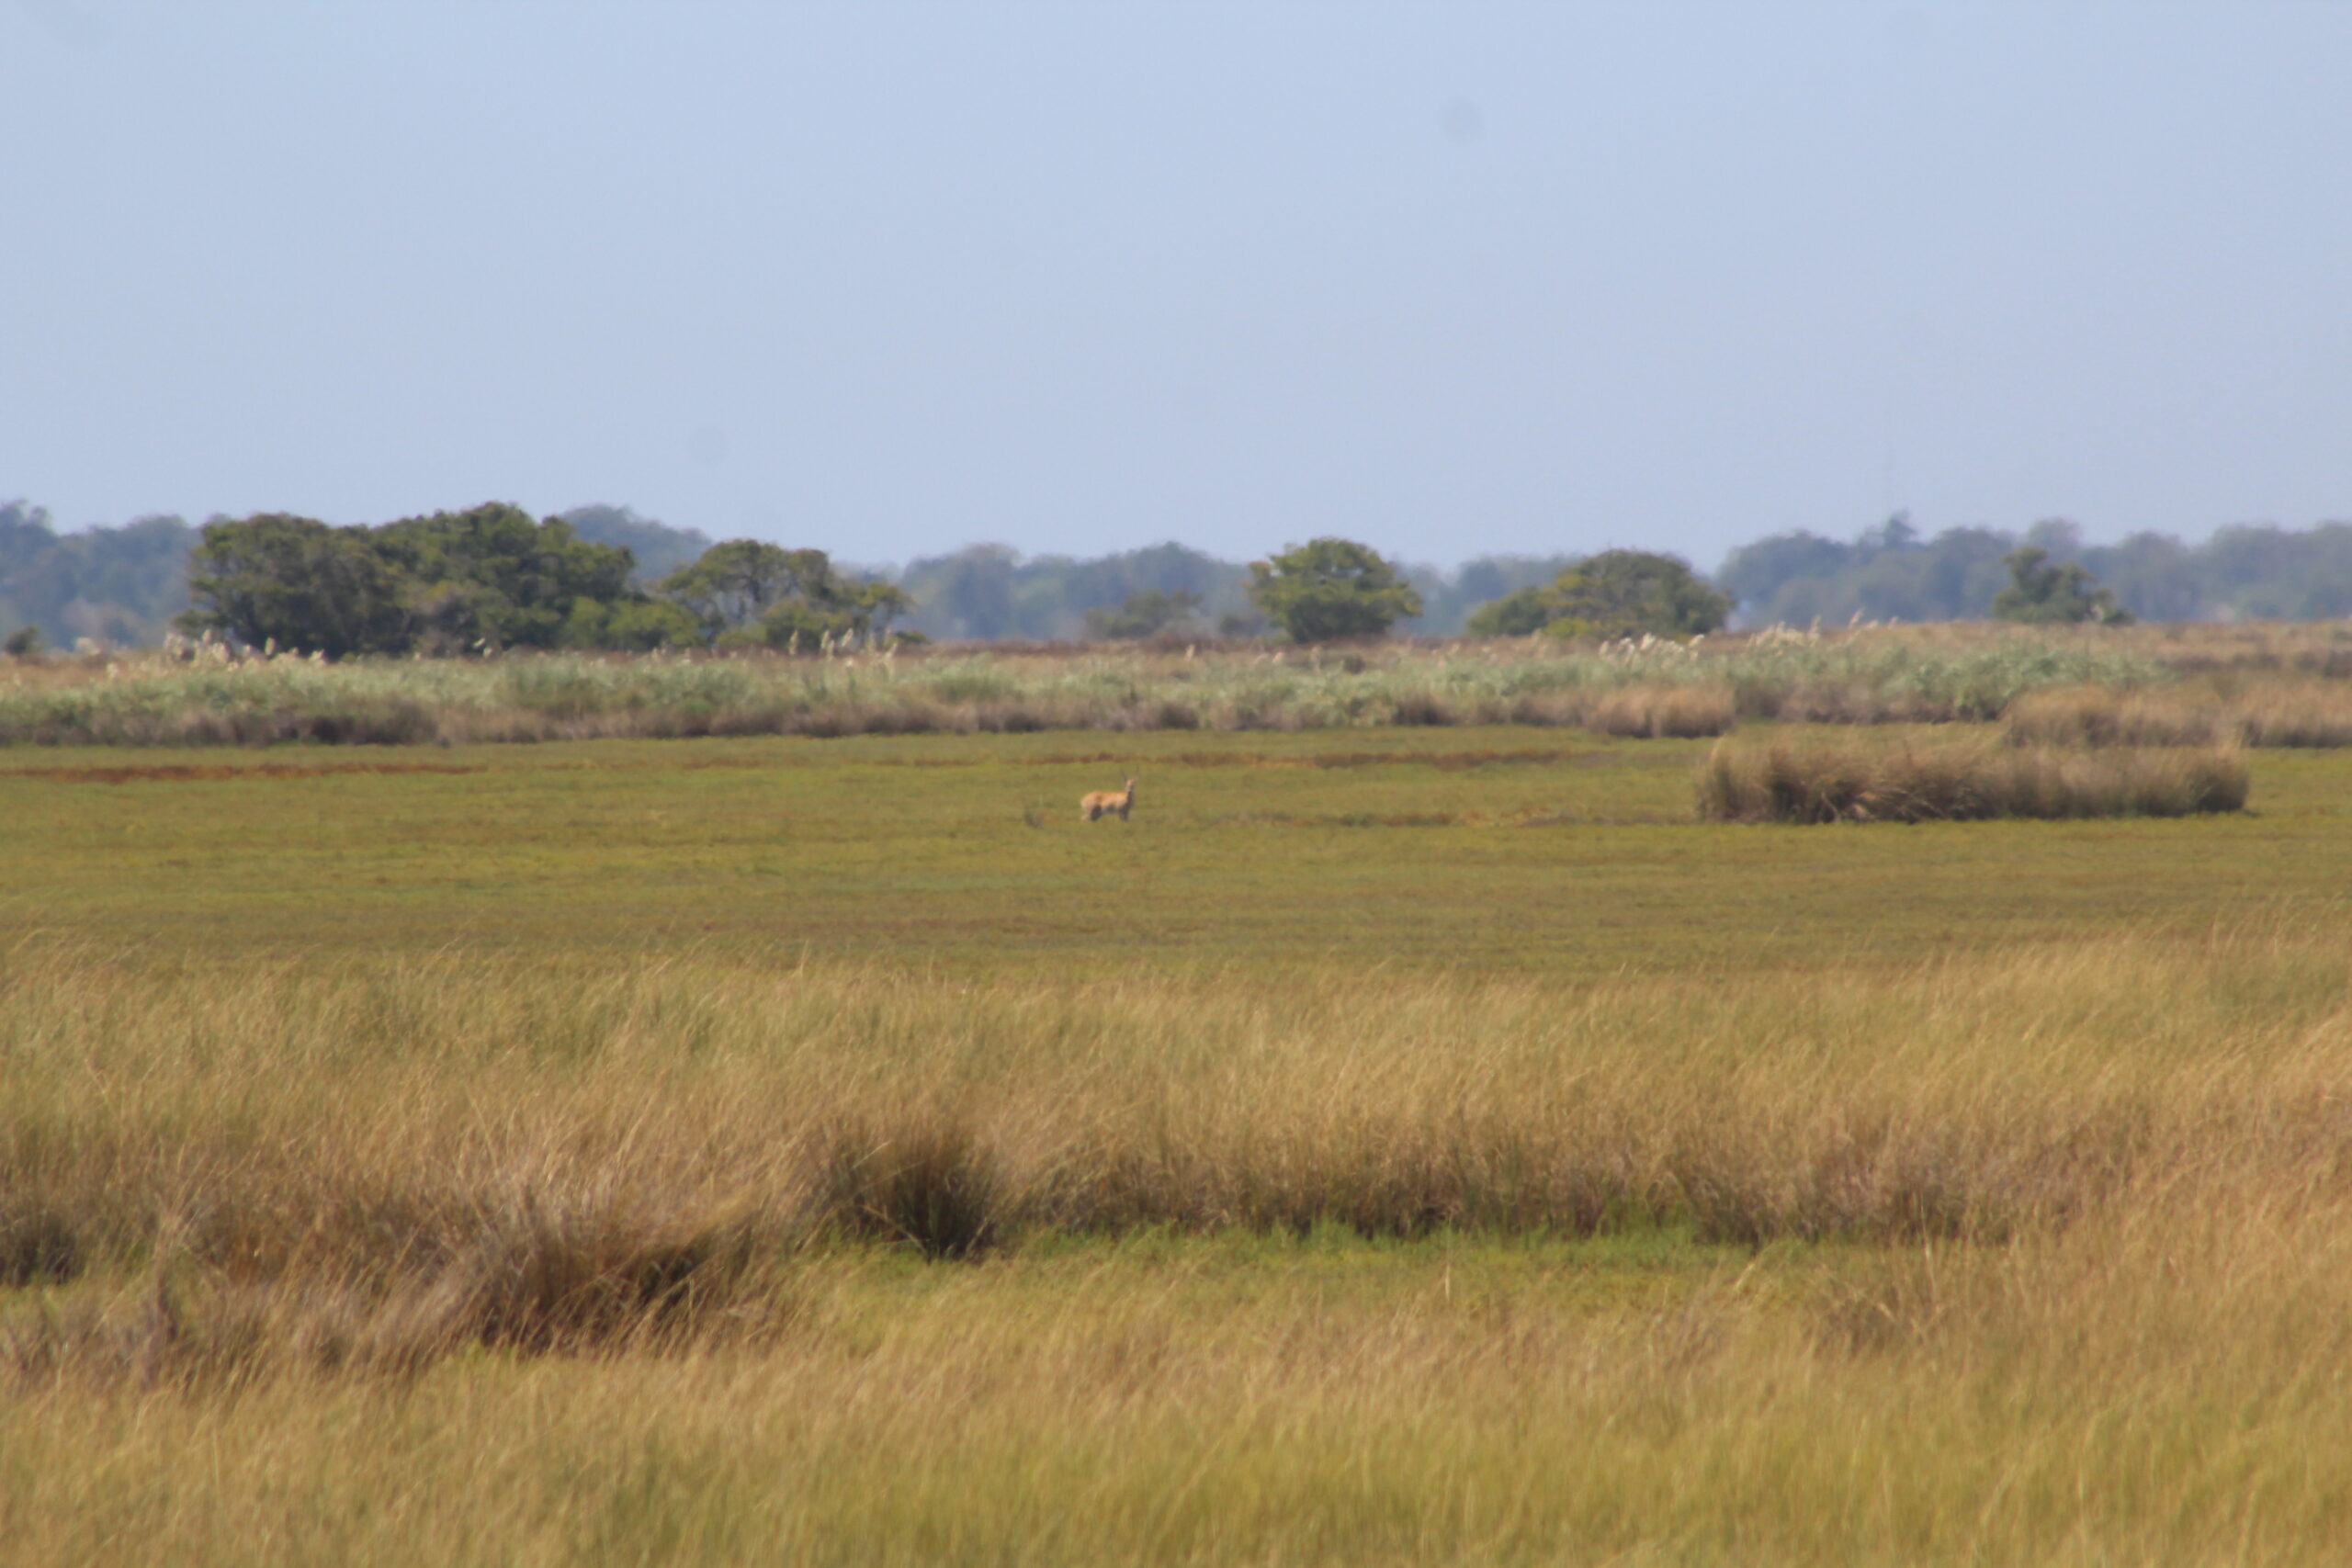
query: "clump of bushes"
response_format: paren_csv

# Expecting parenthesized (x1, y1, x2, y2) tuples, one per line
(1697, 739, 2249, 823)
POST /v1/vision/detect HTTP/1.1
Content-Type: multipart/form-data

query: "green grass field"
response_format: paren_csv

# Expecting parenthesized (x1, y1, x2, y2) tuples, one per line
(6, 724, 2346, 974)
(8, 721, 2352, 1563)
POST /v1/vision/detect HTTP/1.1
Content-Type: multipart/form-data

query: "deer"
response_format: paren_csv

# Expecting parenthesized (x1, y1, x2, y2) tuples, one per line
(1080, 776, 1136, 822)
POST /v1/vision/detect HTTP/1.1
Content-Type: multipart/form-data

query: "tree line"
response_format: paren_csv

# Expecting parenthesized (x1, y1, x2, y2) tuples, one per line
(6, 494, 2349, 658)
(1720, 513, 2352, 626)
(173, 504, 913, 659)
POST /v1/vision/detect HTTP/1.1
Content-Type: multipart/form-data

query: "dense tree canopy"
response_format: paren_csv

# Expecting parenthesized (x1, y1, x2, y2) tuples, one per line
(183, 513, 412, 658)
(659, 541, 841, 637)
(375, 503, 638, 654)
(181, 505, 636, 657)
(1464, 550, 1732, 640)
(1990, 546, 2133, 626)
(656, 540, 910, 649)
(173, 506, 922, 657)
(1247, 538, 1424, 643)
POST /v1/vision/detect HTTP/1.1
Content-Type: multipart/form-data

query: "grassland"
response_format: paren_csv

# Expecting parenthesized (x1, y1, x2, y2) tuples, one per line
(8, 701, 2352, 1562)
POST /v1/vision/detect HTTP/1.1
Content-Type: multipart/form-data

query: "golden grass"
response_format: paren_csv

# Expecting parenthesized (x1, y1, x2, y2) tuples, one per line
(2007, 678, 2352, 748)
(1698, 736, 2251, 822)
(6, 926, 2348, 1359)
(8, 928, 2352, 1560)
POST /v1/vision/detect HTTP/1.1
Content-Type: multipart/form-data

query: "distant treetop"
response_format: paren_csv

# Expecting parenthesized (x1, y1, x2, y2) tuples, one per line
(1247, 538, 1424, 643)
(1464, 550, 1731, 641)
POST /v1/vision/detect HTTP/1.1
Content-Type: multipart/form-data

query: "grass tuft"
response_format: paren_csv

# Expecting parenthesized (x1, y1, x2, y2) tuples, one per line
(0, 1202, 84, 1287)
(823, 1119, 1004, 1260)
(1697, 738, 2250, 822)
(2007, 680, 2352, 749)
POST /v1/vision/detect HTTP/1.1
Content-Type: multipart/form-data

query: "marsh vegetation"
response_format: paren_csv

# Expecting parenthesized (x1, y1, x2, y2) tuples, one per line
(0, 621, 2249, 746)
(6, 666, 2352, 1562)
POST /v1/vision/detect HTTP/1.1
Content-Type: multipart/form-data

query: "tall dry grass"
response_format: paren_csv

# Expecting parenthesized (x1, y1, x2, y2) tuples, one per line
(1697, 738, 2250, 822)
(11, 931, 2352, 1559)
(2007, 678, 2352, 748)
(2, 925, 2344, 1384)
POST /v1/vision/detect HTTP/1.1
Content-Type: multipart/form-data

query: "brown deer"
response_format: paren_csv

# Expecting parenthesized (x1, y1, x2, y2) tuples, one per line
(1080, 776, 1136, 822)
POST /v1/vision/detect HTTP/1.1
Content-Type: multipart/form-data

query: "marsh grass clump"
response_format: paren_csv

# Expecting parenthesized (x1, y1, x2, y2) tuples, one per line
(430, 1184, 768, 1356)
(2237, 684, 2352, 747)
(1574, 681, 1738, 738)
(1387, 692, 1459, 727)
(2002, 685, 2228, 748)
(2007, 681, 2352, 750)
(0, 1201, 84, 1288)
(821, 1119, 1005, 1259)
(0, 1184, 784, 1390)
(1697, 739, 2250, 823)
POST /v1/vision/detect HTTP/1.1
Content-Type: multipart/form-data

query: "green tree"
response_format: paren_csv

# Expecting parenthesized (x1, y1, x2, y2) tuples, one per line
(1464, 550, 1731, 640)
(180, 513, 411, 657)
(1990, 546, 2134, 626)
(658, 540, 914, 649)
(180, 504, 643, 657)
(657, 540, 841, 637)
(752, 580, 913, 649)
(1246, 538, 1424, 643)
(1463, 584, 1553, 637)
(556, 595, 705, 652)
(375, 503, 635, 653)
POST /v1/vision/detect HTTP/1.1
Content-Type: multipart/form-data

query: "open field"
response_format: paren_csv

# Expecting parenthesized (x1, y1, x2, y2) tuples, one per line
(8, 718, 2352, 1562)
(6, 724, 2350, 974)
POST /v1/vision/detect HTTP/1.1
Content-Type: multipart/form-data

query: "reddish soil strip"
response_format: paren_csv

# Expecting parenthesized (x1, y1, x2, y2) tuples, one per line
(0, 746, 1595, 784)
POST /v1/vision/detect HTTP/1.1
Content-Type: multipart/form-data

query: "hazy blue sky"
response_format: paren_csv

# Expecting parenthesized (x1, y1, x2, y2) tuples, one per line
(6, 3, 2347, 569)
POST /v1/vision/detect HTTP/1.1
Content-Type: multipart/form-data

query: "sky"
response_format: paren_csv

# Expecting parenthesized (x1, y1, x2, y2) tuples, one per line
(5, 3, 2348, 571)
